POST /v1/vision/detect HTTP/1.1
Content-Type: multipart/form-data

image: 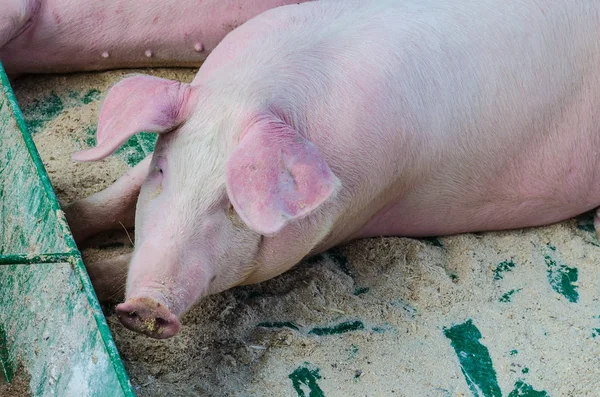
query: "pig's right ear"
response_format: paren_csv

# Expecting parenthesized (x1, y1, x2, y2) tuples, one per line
(72, 75, 196, 162)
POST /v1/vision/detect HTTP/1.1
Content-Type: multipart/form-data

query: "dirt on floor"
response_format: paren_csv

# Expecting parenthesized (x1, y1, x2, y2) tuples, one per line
(0, 365, 32, 397)
(10, 69, 600, 396)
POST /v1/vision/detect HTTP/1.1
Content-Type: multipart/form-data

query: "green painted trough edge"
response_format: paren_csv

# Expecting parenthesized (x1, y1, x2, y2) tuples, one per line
(0, 62, 135, 396)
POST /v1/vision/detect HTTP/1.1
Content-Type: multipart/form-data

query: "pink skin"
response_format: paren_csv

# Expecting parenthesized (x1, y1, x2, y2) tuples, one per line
(83, 253, 131, 303)
(63, 157, 151, 243)
(66, 0, 600, 339)
(0, 0, 312, 76)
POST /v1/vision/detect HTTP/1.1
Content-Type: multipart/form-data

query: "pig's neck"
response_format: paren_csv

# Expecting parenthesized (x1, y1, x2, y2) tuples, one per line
(237, 119, 403, 285)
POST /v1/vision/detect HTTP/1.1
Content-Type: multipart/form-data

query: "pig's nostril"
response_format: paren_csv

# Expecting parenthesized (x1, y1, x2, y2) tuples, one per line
(116, 298, 181, 338)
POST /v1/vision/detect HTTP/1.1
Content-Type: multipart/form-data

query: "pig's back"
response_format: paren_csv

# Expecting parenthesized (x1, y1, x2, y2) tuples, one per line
(338, 0, 600, 239)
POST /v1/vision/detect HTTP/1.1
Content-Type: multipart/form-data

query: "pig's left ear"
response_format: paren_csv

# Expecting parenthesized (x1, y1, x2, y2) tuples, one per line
(226, 115, 340, 235)
(72, 75, 196, 162)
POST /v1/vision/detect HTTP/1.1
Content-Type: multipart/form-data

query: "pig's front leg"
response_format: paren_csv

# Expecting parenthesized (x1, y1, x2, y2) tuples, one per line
(84, 253, 131, 302)
(63, 156, 151, 243)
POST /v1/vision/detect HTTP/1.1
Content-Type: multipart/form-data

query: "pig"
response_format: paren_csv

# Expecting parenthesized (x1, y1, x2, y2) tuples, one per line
(65, 0, 600, 339)
(0, 0, 312, 76)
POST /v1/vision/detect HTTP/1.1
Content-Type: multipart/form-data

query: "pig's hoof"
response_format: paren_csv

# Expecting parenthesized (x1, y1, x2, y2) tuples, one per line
(115, 297, 181, 339)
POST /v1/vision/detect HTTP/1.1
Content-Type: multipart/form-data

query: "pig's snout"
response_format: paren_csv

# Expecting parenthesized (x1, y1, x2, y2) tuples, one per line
(116, 297, 181, 339)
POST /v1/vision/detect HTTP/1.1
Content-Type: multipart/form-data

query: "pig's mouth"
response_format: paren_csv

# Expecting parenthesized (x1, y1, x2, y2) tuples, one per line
(116, 296, 181, 339)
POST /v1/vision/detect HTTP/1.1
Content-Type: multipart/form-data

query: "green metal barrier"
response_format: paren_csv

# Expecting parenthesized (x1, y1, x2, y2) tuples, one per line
(0, 62, 135, 396)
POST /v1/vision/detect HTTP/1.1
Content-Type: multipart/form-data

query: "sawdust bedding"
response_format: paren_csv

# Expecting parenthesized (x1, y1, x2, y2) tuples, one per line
(0, 366, 30, 397)
(11, 69, 600, 396)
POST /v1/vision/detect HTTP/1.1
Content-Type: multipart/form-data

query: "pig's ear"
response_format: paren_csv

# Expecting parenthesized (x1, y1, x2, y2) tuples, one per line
(72, 75, 196, 162)
(226, 115, 340, 235)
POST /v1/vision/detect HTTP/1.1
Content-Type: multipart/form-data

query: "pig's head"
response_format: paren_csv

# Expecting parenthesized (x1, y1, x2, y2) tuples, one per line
(72, 75, 339, 338)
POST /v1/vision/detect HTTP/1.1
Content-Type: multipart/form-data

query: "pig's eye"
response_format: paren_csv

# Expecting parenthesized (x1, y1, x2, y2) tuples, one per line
(153, 157, 165, 175)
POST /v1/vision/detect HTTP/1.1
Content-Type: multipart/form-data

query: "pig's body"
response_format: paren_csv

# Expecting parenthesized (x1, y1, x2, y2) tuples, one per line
(0, 0, 311, 75)
(68, 0, 600, 338)
(191, 0, 600, 276)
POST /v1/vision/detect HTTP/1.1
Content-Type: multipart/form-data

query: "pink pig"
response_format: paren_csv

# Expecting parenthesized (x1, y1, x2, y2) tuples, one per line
(0, 0, 312, 75)
(66, 0, 600, 338)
